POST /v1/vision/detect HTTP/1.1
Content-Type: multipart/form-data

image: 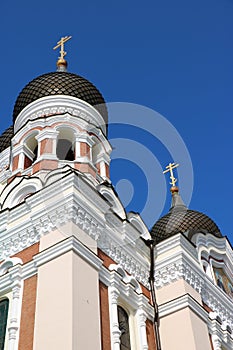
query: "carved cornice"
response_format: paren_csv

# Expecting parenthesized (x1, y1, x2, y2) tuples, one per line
(14, 95, 106, 134)
(155, 235, 233, 328)
(0, 168, 150, 287)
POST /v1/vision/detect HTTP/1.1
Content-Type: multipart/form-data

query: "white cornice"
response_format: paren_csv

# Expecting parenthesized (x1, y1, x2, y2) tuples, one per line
(156, 233, 198, 260)
(0, 168, 150, 287)
(35, 128, 59, 141)
(159, 293, 208, 322)
(155, 234, 233, 328)
(35, 235, 103, 271)
(158, 292, 233, 348)
(14, 95, 106, 135)
(196, 233, 233, 276)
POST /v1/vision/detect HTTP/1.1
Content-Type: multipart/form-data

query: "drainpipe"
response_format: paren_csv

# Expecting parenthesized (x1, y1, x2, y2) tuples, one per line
(145, 239, 162, 350)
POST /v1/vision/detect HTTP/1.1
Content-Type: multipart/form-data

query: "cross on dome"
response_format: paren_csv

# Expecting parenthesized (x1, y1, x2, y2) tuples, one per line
(53, 35, 72, 71)
(163, 162, 179, 188)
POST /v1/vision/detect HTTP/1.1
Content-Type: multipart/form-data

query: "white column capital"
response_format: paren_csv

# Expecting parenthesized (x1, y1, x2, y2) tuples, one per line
(36, 128, 59, 142)
(76, 133, 95, 147)
(211, 334, 222, 350)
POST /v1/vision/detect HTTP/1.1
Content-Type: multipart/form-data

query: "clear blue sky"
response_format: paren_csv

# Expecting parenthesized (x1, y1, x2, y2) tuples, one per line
(0, 0, 232, 244)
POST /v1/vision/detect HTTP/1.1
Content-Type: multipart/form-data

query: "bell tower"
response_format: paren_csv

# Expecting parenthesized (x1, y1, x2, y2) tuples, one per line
(10, 36, 110, 185)
(0, 38, 155, 350)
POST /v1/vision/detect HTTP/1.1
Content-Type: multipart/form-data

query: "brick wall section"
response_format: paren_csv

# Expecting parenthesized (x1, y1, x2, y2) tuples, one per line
(80, 142, 90, 158)
(24, 155, 32, 169)
(203, 302, 213, 313)
(74, 162, 96, 178)
(96, 162, 100, 175)
(141, 284, 151, 300)
(98, 249, 115, 268)
(146, 319, 157, 350)
(13, 243, 39, 264)
(12, 155, 19, 171)
(40, 138, 53, 154)
(18, 275, 37, 350)
(0, 244, 39, 271)
(105, 164, 110, 178)
(98, 249, 151, 299)
(32, 159, 58, 174)
(99, 282, 111, 350)
(209, 334, 214, 350)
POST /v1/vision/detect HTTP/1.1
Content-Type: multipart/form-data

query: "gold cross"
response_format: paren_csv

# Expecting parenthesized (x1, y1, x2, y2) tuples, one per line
(53, 36, 72, 60)
(163, 162, 179, 187)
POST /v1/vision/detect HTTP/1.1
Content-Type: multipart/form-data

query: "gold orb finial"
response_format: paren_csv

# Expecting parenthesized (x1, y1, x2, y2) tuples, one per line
(56, 57, 68, 70)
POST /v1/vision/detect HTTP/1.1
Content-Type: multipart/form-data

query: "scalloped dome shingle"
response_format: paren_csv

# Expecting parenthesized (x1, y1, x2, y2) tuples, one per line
(151, 209, 222, 243)
(0, 126, 14, 152)
(13, 71, 108, 124)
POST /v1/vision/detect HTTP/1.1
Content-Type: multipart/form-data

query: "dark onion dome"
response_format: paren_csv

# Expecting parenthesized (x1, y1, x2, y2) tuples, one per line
(13, 71, 108, 124)
(0, 126, 14, 152)
(151, 187, 222, 243)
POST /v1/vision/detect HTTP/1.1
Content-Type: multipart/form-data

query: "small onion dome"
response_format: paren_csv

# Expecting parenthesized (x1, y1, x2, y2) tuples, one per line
(0, 125, 14, 152)
(151, 187, 222, 243)
(13, 71, 108, 124)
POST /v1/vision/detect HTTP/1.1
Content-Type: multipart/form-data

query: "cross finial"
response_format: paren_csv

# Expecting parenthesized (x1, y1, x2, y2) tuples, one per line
(163, 162, 179, 187)
(53, 36, 72, 60)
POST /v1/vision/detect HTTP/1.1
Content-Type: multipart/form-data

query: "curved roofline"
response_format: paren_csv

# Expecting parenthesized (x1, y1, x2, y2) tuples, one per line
(13, 71, 108, 125)
(151, 208, 222, 244)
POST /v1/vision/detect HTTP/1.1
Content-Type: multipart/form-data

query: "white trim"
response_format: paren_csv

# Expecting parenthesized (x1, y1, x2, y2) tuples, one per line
(155, 234, 233, 328)
(105, 264, 153, 350)
(36, 128, 59, 142)
(0, 168, 150, 288)
(0, 259, 24, 350)
(34, 235, 102, 271)
(159, 293, 208, 322)
(158, 292, 233, 349)
(14, 95, 106, 134)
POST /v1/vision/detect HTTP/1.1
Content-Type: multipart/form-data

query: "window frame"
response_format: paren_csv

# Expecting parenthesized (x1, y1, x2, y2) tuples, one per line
(0, 298, 9, 350)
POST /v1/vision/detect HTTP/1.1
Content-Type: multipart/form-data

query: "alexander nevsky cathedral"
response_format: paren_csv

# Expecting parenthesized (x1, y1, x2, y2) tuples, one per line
(0, 37, 232, 350)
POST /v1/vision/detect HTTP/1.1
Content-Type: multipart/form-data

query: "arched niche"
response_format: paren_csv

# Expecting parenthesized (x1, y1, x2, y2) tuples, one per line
(23, 131, 39, 168)
(56, 126, 75, 161)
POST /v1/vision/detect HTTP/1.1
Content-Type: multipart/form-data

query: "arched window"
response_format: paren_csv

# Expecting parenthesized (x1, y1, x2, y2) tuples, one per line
(57, 139, 74, 161)
(24, 133, 38, 169)
(117, 306, 131, 350)
(56, 128, 75, 161)
(0, 298, 9, 350)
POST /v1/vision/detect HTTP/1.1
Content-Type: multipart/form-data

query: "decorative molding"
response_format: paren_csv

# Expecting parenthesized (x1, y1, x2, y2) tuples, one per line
(0, 260, 24, 350)
(136, 308, 149, 350)
(98, 184, 126, 219)
(158, 291, 233, 349)
(209, 316, 233, 350)
(104, 265, 153, 350)
(0, 258, 23, 276)
(108, 264, 142, 294)
(14, 95, 106, 135)
(1, 177, 43, 210)
(211, 335, 222, 350)
(102, 238, 150, 287)
(196, 233, 233, 290)
(159, 293, 208, 322)
(34, 235, 103, 271)
(155, 234, 233, 329)
(0, 168, 150, 287)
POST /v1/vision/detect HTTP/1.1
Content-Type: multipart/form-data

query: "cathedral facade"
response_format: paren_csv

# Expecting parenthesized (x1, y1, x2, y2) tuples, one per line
(0, 44, 232, 350)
